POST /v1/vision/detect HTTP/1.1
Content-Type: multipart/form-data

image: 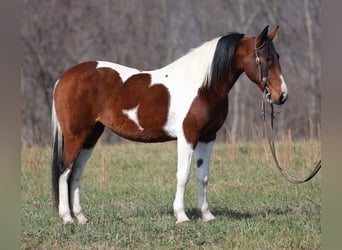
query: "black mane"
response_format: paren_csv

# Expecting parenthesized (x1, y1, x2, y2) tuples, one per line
(209, 32, 244, 83)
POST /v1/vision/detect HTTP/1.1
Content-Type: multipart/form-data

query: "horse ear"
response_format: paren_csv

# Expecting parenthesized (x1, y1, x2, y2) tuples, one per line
(268, 25, 279, 40)
(256, 25, 269, 47)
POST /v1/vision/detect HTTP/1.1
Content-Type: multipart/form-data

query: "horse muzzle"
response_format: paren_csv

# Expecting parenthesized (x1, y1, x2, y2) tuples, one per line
(264, 89, 288, 105)
(277, 92, 288, 105)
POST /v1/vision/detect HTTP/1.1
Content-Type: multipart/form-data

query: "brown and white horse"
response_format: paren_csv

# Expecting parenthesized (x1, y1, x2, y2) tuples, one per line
(52, 26, 288, 224)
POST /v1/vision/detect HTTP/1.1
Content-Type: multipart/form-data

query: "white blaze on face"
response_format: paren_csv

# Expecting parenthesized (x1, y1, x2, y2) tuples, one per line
(280, 74, 288, 98)
(122, 105, 144, 131)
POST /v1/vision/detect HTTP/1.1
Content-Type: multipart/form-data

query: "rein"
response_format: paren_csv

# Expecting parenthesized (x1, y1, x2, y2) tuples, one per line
(261, 100, 321, 184)
(255, 37, 321, 184)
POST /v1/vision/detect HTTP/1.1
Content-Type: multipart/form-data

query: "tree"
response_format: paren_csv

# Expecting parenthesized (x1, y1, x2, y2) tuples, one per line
(21, 0, 321, 146)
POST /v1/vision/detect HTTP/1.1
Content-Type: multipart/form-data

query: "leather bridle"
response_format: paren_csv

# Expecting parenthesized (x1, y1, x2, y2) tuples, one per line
(254, 38, 271, 102)
(255, 37, 321, 184)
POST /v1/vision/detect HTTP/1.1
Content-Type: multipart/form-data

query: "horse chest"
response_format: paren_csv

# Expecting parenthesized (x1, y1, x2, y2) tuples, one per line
(183, 93, 228, 144)
(199, 97, 229, 142)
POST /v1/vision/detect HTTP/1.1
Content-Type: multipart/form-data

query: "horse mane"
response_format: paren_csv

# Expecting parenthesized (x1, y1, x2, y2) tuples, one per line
(205, 32, 244, 87)
(161, 32, 244, 88)
(209, 33, 245, 82)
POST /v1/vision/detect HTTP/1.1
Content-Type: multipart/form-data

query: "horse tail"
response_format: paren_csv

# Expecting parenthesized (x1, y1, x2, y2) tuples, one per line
(51, 81, 65, 209)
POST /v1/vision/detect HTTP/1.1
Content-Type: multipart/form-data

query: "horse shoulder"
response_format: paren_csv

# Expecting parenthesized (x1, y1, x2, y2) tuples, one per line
(183, 91, 228, 144)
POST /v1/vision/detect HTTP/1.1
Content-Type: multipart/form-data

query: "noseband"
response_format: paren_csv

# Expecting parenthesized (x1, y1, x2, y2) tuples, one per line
(255, 37, 322, 184)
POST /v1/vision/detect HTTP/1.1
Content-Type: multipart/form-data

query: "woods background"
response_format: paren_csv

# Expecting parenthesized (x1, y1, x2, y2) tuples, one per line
(21, 0, 321, 146)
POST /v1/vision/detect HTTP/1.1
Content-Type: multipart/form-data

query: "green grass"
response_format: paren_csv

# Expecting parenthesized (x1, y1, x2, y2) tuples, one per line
(21, 140, 321, 249)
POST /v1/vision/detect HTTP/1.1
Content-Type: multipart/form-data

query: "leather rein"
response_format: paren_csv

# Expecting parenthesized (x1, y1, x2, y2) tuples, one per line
(255, 38, 321, 184)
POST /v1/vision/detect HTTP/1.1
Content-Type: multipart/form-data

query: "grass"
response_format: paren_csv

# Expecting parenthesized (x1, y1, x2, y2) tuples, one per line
(21, 139, 321, 249)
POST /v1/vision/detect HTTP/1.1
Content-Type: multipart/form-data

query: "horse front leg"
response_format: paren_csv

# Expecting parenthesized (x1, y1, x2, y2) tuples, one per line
(173, 138, 193, 224)
(194, 141, 216, 222)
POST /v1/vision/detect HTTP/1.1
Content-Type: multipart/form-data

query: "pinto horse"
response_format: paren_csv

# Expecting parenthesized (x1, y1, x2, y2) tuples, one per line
(52, 26, 288, 224)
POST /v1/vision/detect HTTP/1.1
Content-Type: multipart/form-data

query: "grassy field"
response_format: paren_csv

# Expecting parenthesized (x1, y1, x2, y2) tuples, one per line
(21, 139, 321, 249)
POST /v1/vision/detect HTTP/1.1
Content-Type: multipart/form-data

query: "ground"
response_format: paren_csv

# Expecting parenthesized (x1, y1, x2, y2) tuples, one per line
(21, 140, 321, 249)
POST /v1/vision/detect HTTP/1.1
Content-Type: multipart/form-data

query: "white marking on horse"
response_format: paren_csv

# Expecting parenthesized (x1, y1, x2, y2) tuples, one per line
(59, 168, 73, 224)
(96, 61, 140, 82)
(148, 38, 219, 138)
(95, 39, 219, 139)
(280, 74, 288, 97)
(122, 105, 144, 131)
(173, 137, 193, 224)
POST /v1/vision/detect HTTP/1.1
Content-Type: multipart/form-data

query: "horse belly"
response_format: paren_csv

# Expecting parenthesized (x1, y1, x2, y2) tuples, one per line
(99, 74, 175, 142)
(112, 123, 175, 143)
(104, 104, 176, 142)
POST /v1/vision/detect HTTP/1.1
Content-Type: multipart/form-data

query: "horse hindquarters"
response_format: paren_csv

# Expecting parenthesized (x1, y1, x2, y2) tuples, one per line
(52, 70, 105, 223)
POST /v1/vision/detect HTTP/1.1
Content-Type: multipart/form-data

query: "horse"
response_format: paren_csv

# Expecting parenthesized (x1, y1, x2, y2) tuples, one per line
(51, 25, 288, 225)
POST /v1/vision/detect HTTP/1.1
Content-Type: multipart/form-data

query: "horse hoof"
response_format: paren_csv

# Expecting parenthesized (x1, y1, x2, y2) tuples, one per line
(203, 216, 216, 223)
(76, 213, 88, 224)
(62, 215, 74, 224)
(176, 218, 190, 225)
(202, 212, 216, 222)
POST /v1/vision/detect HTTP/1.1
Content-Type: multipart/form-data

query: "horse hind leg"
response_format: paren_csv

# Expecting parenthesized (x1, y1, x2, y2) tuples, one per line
(57, 136, 85, 224)
(69, 149, 93, 224)
(68, 122, 104, 224)
(58, 167, 73, 224)
(57, 133, 91, 224)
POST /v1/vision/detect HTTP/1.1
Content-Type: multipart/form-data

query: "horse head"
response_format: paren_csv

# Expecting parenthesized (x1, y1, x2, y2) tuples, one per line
(239, 25, 288, 105)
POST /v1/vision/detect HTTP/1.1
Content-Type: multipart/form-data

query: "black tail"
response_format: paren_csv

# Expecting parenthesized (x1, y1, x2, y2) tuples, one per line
(51, 100, 65, 209)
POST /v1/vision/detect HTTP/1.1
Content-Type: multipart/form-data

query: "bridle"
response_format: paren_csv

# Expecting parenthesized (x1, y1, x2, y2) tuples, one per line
(254, 37, 321, 184)
(254, 38, 271, 102)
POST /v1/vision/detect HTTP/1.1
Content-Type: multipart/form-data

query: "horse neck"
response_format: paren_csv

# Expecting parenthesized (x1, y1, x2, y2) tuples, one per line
(199, 35, 247, 100)
(206, 66, 243, 100)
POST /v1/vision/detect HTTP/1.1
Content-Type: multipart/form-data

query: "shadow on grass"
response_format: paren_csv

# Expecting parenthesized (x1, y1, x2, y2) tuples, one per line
(211, 206, 292, 219)
(166, 207, 292, 220)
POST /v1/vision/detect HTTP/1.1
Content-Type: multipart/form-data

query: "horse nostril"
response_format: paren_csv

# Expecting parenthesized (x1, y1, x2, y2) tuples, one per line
(279, 92, 288, 104)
